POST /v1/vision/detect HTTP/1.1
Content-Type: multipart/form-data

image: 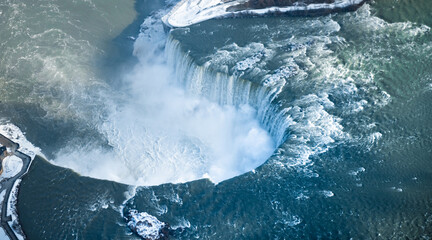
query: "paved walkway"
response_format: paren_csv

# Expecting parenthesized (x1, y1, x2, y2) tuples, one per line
(0, 134, 31, 240)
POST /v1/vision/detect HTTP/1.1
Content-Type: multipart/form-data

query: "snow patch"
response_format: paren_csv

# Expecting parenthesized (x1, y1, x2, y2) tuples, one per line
(0, 227, 8, 240)
(8, 179, 25, 240)
(163, 0, 365, 28)
(0, 123, 43, 159)
(0, 156, 23, 180)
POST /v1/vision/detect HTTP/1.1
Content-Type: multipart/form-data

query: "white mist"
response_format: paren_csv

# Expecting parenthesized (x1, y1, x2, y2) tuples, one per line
(54, 12, 275, 186)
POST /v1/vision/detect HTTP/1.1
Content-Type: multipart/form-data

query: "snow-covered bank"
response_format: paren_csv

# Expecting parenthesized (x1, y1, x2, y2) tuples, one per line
(8, 180, 25, 240)
(0, 123, 42, 160)
(162, 0, 366, 27)
(0, 123, 40, 240)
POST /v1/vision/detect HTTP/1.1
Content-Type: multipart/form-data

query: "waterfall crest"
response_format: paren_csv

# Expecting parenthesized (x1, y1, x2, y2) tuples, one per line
(165, 35, 289, 146)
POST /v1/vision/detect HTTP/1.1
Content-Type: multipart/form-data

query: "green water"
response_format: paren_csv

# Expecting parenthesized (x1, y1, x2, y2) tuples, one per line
(0, 0, 138, 156)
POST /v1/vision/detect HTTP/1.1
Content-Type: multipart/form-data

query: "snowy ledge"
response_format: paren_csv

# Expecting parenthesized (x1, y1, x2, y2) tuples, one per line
(162, 0, 366, 28)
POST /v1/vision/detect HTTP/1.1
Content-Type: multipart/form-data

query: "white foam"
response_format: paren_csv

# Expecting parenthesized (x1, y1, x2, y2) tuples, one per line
(368, 132, 382, 144)
(276, 213, 302, 227)
(118, 186, 138, 217)
(322, 190, 334, 197)
(208, 42, 273, 75)
(235, 53, 262, 71)
(273, 93, 345, 169)
(348, 99, 368, 113)
(296, 193, 309, 200)
(390, 187, 403, 192)
(88, 194, 114, 212)
(349, 167, 365, 176)
(263, 65, 297, 88)
(127, 210, 166, 240)
(51, 1, 425, 187)
(171, 217, 191, 230)
(54, 11, 275, 186)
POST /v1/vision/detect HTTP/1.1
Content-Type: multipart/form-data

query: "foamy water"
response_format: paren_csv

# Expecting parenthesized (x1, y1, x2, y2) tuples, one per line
(6, 1, 432, 239)
(54, 11, 275, 186)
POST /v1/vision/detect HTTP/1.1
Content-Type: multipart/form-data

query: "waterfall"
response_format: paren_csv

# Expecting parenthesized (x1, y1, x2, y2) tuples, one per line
(52, 19, 278, 185)
(165, 35, 288, 146)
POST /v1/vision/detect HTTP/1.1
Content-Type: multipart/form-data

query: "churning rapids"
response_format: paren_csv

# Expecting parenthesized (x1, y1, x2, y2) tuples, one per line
(53, 10, 280, 186)
(3, 3, 406, 186)
(4, 0, 432, 238)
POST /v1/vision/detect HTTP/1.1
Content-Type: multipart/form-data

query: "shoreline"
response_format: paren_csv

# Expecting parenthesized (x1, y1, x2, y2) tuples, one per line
(163, 0, 368, 28)
(0, 134, 31, 240)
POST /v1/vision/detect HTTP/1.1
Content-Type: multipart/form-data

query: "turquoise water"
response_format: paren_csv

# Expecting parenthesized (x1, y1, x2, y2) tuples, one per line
(0, 0, 430, 239)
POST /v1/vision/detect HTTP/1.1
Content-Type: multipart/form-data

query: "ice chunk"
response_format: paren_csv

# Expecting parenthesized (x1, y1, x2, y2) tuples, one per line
(127, 210, 168, 240)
